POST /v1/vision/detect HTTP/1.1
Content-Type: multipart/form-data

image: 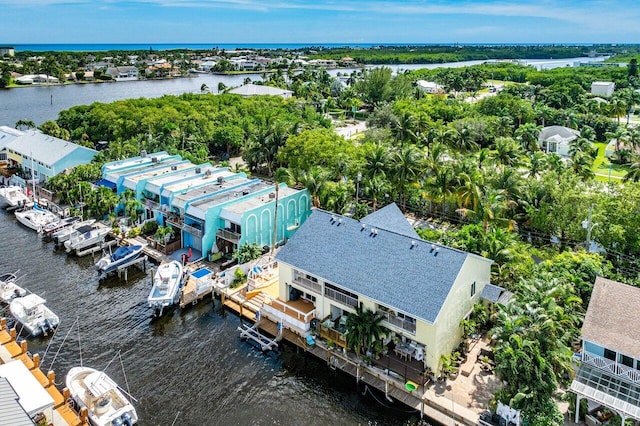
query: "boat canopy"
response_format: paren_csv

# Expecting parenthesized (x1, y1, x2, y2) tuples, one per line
(111, 245, 141, 262)
(15, 294, 46, 311)
(86, 371, 118, 398)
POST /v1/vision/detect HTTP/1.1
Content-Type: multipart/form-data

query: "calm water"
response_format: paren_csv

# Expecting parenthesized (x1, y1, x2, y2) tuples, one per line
(0, 209, 425, 426)
(0, 57, 607, 127)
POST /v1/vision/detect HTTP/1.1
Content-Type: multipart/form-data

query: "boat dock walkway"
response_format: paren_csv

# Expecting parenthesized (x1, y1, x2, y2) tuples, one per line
(0, 318, 89, 426)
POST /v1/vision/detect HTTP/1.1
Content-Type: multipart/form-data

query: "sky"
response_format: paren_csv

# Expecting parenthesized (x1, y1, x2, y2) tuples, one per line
(1, 0, 640, 45)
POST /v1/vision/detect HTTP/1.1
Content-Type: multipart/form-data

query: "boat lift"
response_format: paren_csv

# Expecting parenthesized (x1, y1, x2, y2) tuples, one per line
(116, 255, 148, 282)
(238, 312, 282, 352)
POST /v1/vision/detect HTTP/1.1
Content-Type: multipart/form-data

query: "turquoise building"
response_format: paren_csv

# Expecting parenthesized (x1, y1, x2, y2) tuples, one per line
(100, 151, 311, 260)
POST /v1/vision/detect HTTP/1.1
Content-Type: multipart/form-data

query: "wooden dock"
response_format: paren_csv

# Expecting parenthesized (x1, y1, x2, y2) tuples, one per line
(238, 320, 280, 352)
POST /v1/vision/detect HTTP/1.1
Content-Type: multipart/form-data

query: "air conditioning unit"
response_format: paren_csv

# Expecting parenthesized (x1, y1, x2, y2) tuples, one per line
(217, 176, 224, 184)
(171, 165, 177, 171)
(195, 167, 202, 174)
(268, 193, 276, 199)
(151, 157, 158, 163)
(140, 150, 147, 158)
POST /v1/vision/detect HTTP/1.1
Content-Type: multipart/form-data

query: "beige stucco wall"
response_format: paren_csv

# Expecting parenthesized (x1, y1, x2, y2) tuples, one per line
(277, 255, 491, 373)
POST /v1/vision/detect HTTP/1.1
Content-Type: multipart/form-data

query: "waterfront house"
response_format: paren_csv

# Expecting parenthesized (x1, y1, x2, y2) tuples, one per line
(273, 204, 493, 374)
(538, 125, 581, 157)
(100, 152, 310, 259)
(228, 84, 293, 99)
(0, 126, 97, 183)
(14, 74, 59, 85)
(105, 66, 139, 81)
(570, 277, 640, 425)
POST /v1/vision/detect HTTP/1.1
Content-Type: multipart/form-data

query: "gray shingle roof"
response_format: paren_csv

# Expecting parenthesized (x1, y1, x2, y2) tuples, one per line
(4, 130, 96, 166)
(276, 209, 483, 323)
(361, 203, 420, 239)
(582, 277, 640, 358)
(0, 378, 34, 426)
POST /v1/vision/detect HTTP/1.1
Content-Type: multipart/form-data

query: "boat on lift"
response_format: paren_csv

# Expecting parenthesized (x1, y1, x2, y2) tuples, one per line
(66, 366, 138, 426)
(52, 219, 96, 245)
(64, 226, 112, 254)
(9, 294, 59, 337)
(147, 261, 184, 316)
(15, 204, 59, 232)
(40, 215, 82, 238)
(0, 185, 30, 209)
(95, 245, 144, 275)
(0, 271, 26, 304)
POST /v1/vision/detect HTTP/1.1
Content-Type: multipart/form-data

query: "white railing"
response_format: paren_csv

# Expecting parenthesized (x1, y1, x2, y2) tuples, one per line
(377, 310, 417, 334)
(324, 287, 358, 308)
(292, 274, 322, 293)
(583, 352, 640, 384)
(261, 298, 315, 332)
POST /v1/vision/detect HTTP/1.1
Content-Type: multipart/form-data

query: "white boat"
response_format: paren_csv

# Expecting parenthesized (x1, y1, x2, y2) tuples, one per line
(15, 205, 59, 232)
(9, 294, 59, 337)
(64, 226, 112, 254)
(66, 366, 138, 426)
(0, 185, 30, 209)
(0, 271, 26, 304)
(147, 261, 183, 316)
(41, 215, 81, 238)
(52, 220, 96, 244)
(95, 245, 143, 275)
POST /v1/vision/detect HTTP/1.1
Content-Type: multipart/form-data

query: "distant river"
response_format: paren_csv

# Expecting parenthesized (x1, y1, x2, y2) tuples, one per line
(0, 56, 607, 126)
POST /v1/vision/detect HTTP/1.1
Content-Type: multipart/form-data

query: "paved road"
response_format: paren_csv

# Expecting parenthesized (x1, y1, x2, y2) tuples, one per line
(334, 120, 367, 139)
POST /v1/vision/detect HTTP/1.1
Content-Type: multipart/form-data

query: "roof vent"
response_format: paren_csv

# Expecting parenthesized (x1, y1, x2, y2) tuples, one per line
(434, 247, 440, 256)
(330, 215, 336, 224)
(360, 223, 367, 232)
(171, 165, 177, 171)
(217, 176, 224, 184)
(151, 157, 158, 163)
(268, 192, 275, 199)
(430, 244, 435, 252)
(140, 150, 147, 158)
(337, 218, 343, 226)
(234, 192, 239, 197)
(242, 190, 250, 196)
(410, 240, 417, 249)
(195, 167, 202, 174)
(370, 228, 378, 237)
(205, 169, 212, 176)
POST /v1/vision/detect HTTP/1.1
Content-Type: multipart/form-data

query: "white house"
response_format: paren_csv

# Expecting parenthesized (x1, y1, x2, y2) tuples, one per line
(591, 81, 615, 97)
(228, 84, 293, 99)
(416, 80, 444, 94)
(538, 125, 581, 157)
(571, 277, 640, 425)
(14, 74, 59, 85)
(0, 46, 15, 57)
(105, 66, 139, 81)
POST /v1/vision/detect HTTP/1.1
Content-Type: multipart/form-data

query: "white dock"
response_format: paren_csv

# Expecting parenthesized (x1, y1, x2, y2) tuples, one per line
(238, 320, 279, 352)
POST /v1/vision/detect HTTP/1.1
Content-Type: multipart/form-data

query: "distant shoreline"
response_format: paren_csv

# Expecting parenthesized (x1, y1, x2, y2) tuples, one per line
(9, 42, 635, 53)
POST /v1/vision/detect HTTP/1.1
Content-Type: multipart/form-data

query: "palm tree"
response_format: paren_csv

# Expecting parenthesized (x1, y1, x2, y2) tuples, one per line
(389, 145, 423, 209)
(363, 143, 391, 180)
(492, 137, 523, 169)
(362, 176, 389, 212)
(514, 122, 541, 152)
(624, 160, 640, 182)
(345, 305, 386, 357)
(298, 167, 329, 208)
(391, 111, 417, 146)
(527, 152, 548, 178)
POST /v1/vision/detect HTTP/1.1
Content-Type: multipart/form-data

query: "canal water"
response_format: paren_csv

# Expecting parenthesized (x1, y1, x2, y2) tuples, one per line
(0, 209, 425, 426)
(0, 56, 607, 127)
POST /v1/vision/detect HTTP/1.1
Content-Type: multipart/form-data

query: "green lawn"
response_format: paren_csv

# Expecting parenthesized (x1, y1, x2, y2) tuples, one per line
(592, 142, 627, 180)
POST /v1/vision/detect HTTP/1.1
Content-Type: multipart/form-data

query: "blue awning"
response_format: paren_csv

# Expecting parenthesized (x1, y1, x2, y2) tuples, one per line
(94, 179, 116, 190)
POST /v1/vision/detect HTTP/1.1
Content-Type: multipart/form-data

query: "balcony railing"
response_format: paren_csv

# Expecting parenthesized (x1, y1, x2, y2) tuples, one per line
(183, 223, 203, 238)
(324, 287, 358, 308)
(166, 215, 184, 228)
(292, 274, 322, 293)
(583, 352, 640, 384)
(319, 323, 348, 349)
(145, 199, 161, 211)
(377, 310, 417, 334)
(216, 228, 240, 243)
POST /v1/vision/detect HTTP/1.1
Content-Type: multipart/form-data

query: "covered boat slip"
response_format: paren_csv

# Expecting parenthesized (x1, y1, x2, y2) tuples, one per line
(571, 364, 640, 424)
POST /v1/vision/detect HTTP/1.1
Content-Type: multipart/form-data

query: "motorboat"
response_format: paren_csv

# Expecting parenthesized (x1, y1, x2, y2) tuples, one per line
(64, 226, 112, 254)
(9, 294, 59, 337)
(66, 366, 138, 426)
(147, 261, 183, 316)
(40, 215, 81, 238)
(95, 245, 143, 275)
(0, 271, 26, 304)
(52, 219, 96, 245)
(15, 204, 59, 232)
(0, 185, 30, 209)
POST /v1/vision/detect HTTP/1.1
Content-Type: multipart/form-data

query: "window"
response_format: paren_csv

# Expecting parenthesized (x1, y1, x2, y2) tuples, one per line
(604, 348, 617, 361)
(305, 274, 318, 283)
(471, 281, 476, 297)
(619, 354, 634, 368)
(302, 292, 316, 303)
